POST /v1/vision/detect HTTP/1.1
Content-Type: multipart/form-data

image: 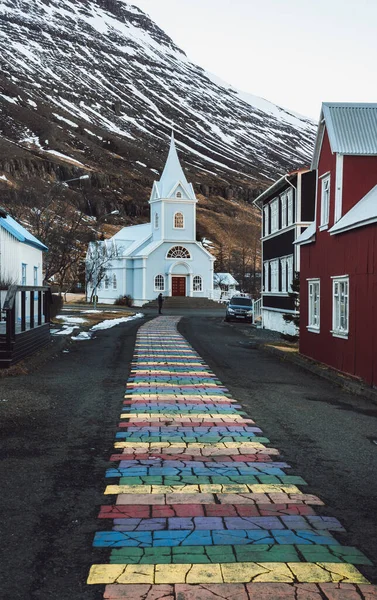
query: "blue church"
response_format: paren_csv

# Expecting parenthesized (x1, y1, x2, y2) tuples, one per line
(86, 135, 216, 306)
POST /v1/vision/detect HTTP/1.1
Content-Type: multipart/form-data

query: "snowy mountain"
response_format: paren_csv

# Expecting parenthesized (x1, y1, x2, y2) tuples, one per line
(0, 0, 316, 216)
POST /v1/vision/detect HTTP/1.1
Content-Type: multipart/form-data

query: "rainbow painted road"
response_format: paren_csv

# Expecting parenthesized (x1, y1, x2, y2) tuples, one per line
(88, 317, 377, 600)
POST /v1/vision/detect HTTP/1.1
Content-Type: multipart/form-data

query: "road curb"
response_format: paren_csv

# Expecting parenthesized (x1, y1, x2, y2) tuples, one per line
(262, 343, 377, 405)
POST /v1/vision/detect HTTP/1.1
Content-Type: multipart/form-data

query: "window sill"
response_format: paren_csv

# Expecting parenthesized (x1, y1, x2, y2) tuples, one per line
(307, 326, 320, 334)
(319, 224, 329, 231)
(331, 330, 349, 339)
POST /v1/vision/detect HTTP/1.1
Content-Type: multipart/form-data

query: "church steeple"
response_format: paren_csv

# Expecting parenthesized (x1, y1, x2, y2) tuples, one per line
(152, 132, 196, 201)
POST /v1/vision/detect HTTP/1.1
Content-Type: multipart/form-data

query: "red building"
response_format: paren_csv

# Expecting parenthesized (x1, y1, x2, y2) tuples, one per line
(296, 103, 377, 387)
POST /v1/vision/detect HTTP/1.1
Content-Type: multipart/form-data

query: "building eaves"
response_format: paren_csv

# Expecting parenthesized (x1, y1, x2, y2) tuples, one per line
(0, 214, 48, 251)
(253, 169, 308, 207)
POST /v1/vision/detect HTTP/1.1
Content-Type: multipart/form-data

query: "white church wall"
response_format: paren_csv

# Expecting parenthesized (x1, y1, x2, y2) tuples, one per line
(163, 201, 196, 241)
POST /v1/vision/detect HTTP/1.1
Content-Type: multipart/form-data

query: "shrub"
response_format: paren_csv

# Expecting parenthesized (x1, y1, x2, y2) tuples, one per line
(114, 294, 133, 307)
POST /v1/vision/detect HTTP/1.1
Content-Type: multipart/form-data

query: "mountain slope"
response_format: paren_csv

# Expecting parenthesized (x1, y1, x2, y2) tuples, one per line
(0, 0, 315, 190)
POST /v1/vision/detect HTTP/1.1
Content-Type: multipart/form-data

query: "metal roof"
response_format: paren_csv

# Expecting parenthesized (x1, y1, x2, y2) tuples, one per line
(0, 213, 48, 251)
(312, 103, 377, 168)
(324, 103, 377, 154)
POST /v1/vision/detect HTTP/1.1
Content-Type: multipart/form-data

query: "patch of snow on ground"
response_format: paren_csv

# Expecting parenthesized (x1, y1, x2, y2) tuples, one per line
(57, 316, 88, 324)
(0, 175, 8, 181)
(136, 161, 147, 167)
(44, 150, 86, 166)
(53, 113, 78, 128)
(90, 313, 144, 331)
(53, 325, 80, 335)
(71, 331, 92, 341)
(0, 94, 18, 104)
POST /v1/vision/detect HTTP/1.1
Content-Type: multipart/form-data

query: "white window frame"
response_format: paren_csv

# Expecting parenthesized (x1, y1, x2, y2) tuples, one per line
(281, 193, 287, 228)
(280, 258, 287, 293)
(112, 274, 117, 290)
(332, 276, 349, 338)
(193, 275, 203, 292)
(176, 191, 182, 198)
(287, 255, 293, 292)
(263, 205, 269, 237)
(263, 262, 269, 292)
(104, 275, 110, 290)
(21, 263, 27, 285)
(174, 212, 184, 229)
(287, 189, 294, 226)
(154, 212, 159, 229)
(33, 266, 38, 286)
(320, 174, 330, 227)
(270, 199, 279, 233)
(154, 274, 165, 291)
(307, 279, 320, 332)
(270, 259, 279, 292)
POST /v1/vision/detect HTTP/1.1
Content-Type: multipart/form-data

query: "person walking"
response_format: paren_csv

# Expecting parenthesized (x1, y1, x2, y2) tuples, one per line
(157, 293, 163, 314)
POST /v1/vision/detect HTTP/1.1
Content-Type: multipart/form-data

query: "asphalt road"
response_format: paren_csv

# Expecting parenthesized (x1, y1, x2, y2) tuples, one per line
(0, 315, 376, 600)
(179, 317, 377, 583)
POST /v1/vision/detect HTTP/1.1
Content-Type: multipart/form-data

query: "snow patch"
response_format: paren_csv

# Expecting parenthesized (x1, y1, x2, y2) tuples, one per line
(90, 313, 144, 331)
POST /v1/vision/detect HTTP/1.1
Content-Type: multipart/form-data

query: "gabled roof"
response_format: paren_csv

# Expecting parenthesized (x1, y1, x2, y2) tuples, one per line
(329, 184, 377, 235)
(151, 133, 196, 201)
(312, 103, 377, 169)
(0, 212, 48, 251)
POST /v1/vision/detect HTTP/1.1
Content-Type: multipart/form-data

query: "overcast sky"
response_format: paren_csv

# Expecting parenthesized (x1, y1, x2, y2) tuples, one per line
(131, 0, 377, 120)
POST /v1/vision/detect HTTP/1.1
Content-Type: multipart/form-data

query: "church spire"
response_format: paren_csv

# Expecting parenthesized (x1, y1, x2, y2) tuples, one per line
(157, 132, 194, 199)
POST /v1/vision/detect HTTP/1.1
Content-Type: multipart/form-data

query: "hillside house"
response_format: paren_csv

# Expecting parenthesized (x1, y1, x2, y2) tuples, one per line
(86, 135, 215, 306)
(213, 273, 239, 301)
(253, 169, 316, 334)
(295, 102, 377, 387)
(0, 207, 50, 368)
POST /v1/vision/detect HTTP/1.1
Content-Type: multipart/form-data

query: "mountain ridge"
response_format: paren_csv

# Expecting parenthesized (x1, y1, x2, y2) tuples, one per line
(0, 0, 316, 281)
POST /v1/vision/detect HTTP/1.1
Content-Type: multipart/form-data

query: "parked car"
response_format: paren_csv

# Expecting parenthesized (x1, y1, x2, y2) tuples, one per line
(225, 296, 253, 323)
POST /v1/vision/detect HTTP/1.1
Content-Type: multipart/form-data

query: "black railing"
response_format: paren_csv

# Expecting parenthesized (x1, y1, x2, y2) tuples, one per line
(0, 285, 51, 350)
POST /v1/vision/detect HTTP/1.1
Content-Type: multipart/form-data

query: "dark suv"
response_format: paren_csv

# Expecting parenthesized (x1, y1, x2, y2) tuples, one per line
(225, 296, 253, 323)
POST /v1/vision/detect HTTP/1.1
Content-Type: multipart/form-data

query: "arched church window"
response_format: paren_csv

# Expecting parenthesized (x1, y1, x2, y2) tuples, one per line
(193, 275, 203, 291)
(104, 275, 110, 290)
(167, 246, 191, 259)
(176, 191, 182, 198)
(154, 274, 165, 291)
(113, 274, 117, 290)
(174, 212, 184, 228)
(154, 212, 159, 229)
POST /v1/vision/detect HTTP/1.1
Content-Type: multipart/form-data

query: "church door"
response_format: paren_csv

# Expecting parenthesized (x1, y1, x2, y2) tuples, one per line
(172, 276, 186, 296)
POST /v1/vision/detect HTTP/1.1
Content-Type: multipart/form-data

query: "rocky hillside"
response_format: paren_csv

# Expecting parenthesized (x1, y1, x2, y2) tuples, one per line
(0, 0, 316, 260)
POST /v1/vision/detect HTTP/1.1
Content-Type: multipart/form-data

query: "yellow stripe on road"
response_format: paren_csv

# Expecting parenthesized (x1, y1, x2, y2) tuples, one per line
(87, 562, 369, 585)
(104, 483, 302, 495)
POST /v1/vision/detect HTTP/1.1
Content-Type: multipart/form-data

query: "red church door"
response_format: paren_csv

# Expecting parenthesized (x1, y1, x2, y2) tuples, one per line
(172, 277, 186, 296)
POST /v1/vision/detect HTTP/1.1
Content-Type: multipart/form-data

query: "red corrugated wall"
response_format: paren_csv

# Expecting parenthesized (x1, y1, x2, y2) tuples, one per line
(300, 129, 377, 387)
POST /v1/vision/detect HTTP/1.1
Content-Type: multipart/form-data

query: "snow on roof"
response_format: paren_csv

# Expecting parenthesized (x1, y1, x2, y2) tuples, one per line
(294, 221, 316, 245)
(312, 103, 377, 169)
(214, 273, 239, 286)
(113, 223, 151, 242)
(0, 213, 48, 251)
(329, 184, 377, 235)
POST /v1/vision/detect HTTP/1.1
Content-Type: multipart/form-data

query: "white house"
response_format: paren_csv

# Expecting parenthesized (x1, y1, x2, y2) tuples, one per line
(213, 273, 239, 301)
(0, 207, 47, 287)
(86, 134, 216, 306)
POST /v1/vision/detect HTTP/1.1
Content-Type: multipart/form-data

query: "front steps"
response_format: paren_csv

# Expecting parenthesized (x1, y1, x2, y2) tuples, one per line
(142, 296, 223, 310)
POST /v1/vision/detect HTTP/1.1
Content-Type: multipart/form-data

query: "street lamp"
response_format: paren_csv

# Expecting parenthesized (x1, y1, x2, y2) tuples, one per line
(92, 210, 120, 309)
